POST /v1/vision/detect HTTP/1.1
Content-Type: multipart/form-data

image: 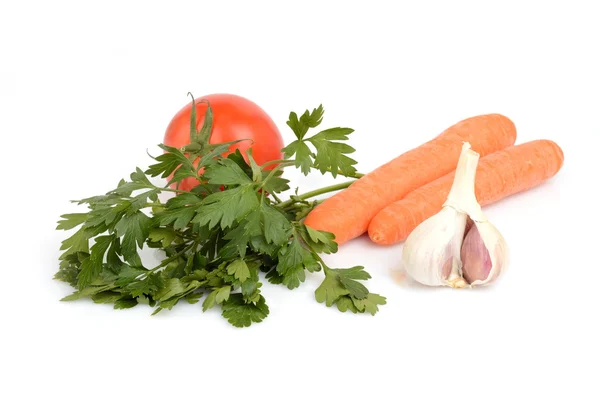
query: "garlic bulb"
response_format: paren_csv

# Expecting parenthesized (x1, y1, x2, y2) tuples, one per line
(401, 142, 508, 288)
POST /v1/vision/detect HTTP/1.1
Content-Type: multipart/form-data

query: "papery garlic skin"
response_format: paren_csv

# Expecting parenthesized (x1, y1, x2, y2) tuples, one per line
(443, 142, 485, 222)
(400, 141, 509, 288)
(401, 206, 467, 287)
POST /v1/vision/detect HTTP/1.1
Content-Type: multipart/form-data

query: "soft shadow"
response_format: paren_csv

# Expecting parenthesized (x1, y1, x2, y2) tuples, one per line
(389, 263, 501, 292)
(389, 264, 437, 291)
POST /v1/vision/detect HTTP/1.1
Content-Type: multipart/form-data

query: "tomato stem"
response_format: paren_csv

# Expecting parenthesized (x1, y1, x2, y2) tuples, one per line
(188, 92, 199, 141)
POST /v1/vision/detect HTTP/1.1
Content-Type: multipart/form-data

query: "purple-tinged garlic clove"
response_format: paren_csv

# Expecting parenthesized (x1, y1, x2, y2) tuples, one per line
(461, 221, 508, 286)
(461, 224, 492, 283)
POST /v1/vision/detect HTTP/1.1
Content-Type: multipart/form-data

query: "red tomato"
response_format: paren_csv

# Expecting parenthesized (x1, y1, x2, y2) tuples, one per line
(163, 93, 284, 191)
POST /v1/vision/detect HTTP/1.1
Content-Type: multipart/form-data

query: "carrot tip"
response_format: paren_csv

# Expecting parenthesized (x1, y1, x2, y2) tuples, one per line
(370, 232, 382, 243)
(369, 231, 394, 246)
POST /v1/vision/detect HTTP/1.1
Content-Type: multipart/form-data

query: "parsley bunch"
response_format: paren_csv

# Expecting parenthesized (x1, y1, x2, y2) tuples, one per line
(55, 96, 386, 327)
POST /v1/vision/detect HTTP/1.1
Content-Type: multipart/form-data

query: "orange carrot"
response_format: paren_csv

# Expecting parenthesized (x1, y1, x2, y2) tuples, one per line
(304, 114, 517, 244)
(368, 139, 564, 245)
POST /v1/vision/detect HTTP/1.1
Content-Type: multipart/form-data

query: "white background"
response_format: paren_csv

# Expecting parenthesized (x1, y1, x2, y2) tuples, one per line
(1, 1, 599, 397)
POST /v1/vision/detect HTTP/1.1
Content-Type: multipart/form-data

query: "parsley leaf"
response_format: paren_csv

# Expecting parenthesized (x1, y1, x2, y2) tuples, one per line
(115, 211, 153, 265)
(114, 297, 139, 310)
(286, 105, 324, 139)
(204, 158, 253, 186)
(126, 273, 165, 298)
(156, 204, 199, 230)
(220, 200, 290, 260)
(148, 228, 178, 248)
(155, 278, 187, 302)
(155, 278, 204, 310)
(276, 234, 320, 289)
(226, 149, 253, 178)
(299, 224, 338, 254)
(306, 128, 357, 177)
(146, 145, 196, 180)
(215, 285, 231, 304)
(202, 289, 218, 312)
(221, 294, 269, 328)
(59, 228, 90, 259)
(351, 293, 387, 316)
(261, 204, 291, 245)
(227, 259, 250, 283)
(128, 189, 160, 213)
(77, 235, 113, 289)
(56, 213, 88, 231)
(260, 169, 290, 194)
(112, 167, 155, 194)
(315, 268, 349, 307)
(91, 291, 122, 304)
(282, 106, 357, 177)
(54, 254, 83, 287)
(282, 141, 313, 175)
(192, 185, 259, 229)
(315, 266, 385, 314)
(247, 150, 263, 183)
(220, 224, 251, 259)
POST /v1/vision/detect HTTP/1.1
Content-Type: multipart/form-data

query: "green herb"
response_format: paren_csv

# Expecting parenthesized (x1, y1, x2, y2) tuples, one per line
(55, 94, 385, 327)
(282, 105, 359, 178)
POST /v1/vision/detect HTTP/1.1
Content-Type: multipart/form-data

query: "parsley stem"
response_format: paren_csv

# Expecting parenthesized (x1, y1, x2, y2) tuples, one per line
(301, 167, 364, 179)
(146, 245, 192, 274)
(277, 180, 355, 208)
(261, 163, 288, 189)
(317, 169, 364, 179)
(281, 199, 323, 210)
(259, 160, 364, 179)
(270, 192, 282, 203)
(160, 187, 194, 194)
(260, 159, 295, 168)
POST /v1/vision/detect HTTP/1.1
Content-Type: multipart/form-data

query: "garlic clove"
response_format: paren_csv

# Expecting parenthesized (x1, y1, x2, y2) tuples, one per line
(401, 206, 467, 287)
(461, 223, 492, 283)
(461, 221, 508, 286)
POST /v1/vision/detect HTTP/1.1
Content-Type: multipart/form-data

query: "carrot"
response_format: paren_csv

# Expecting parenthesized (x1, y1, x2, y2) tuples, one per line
(303, 114, 517, 244)
(368, 139, 564, 245)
